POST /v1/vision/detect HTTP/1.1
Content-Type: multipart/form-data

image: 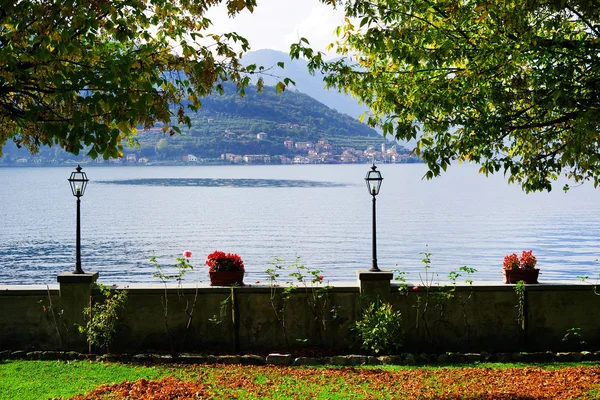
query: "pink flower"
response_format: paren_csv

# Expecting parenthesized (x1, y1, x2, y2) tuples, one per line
(412, 285, 419, 291)
(183, 250, 192, 259)
(318, 275, 324, 281)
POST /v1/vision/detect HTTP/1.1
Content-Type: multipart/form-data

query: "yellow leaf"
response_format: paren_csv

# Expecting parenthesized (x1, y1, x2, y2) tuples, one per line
(275, 82, 285, 94)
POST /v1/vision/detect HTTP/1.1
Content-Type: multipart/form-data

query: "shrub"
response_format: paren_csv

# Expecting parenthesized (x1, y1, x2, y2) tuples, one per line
(78, 284, 127, 352)
(355, 302, 404, 355)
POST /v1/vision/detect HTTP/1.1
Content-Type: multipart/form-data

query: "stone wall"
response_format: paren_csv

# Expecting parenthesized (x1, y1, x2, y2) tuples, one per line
(0, 286, 62, 350)
(1, 272, 599, 354)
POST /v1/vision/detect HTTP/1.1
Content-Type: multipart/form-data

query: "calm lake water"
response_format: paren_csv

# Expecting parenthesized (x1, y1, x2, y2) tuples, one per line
(1, 164, 599, 285)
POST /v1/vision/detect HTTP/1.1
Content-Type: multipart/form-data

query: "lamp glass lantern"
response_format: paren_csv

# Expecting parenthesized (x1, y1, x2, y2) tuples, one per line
(68, 165, 89, 197)
(365, 164, 383, 196)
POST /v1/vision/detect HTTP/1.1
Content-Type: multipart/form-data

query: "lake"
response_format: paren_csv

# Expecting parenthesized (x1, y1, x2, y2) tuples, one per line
(1, 164, 599, 285)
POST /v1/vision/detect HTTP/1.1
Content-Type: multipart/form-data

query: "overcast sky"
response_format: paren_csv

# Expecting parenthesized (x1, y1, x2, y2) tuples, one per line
(206, 0, 345, 58)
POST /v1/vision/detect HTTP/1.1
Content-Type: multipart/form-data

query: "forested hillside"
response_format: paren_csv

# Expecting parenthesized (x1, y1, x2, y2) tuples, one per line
(117, 82, 394, 161)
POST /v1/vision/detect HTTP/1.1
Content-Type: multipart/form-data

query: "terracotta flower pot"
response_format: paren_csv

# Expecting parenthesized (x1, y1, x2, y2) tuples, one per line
(502, 268, 540, 284)
(209, 270, 245, 286)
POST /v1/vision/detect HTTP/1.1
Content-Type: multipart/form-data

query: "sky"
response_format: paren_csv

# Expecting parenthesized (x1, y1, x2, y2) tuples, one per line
(206, 0, 346, 58)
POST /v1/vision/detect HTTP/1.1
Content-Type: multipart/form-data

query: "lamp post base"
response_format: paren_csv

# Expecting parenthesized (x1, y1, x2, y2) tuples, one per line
(57, 271, 99, 283)
(356, 269, 393, 303)
(56, 271, 99, 352)
(356, 269, 393, 281)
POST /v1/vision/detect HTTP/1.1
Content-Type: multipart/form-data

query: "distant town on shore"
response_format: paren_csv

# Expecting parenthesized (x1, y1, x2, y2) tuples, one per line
(1, 133, 421, 167)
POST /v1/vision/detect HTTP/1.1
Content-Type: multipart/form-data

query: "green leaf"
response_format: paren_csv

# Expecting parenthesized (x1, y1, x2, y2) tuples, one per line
(303, 0, 600, 192)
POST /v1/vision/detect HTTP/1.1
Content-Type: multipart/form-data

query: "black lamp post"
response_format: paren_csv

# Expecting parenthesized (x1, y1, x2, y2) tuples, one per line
(365, 164, 383, 272)
(68, 165, 89, 274)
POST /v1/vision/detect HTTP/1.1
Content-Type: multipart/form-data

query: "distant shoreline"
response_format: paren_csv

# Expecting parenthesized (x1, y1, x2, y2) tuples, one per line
(0, 159, 424, 168)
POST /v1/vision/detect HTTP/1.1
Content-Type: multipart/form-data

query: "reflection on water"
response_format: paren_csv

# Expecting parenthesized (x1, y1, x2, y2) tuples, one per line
(99, 178, 346, 188)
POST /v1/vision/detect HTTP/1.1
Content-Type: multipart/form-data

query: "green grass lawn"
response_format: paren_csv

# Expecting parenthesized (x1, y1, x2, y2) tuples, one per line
(0, 360, 188, 399)
(1, 360, 599, 399)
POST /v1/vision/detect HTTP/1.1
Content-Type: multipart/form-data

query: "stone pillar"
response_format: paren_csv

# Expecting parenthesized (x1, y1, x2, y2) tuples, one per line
(356, 269, 393, 304)
(57, 272, 99, 350)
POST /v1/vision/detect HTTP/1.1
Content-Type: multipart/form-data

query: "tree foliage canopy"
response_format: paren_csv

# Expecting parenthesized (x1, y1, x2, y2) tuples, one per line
(0, 0, 276, 159)
(294, 0, 600, 192)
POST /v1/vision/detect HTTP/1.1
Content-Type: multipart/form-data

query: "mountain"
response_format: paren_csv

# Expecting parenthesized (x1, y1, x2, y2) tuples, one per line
(241, 49, 368, 119)
(240, 49, 420, 149)
(130, 82, 404, 162)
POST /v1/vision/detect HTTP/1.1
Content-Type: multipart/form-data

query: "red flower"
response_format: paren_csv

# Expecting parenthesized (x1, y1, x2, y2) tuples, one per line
(520, 250, 537, 269)
(318, 275, 324, 281)
(503, 253, 520, 270)
(183, 250, 192, 259)
(206, 251, 245, 272)
(503, 251, 538, 270)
